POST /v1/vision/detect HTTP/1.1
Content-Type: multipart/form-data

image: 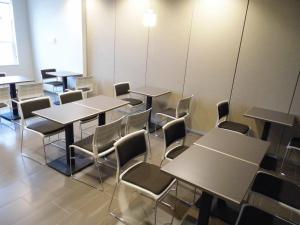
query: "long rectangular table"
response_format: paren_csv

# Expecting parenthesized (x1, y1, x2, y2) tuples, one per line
(162, 128, 270, 225)
(162, 145, 259, 225)
(0, 76, 33, 121)
(244, 107, 295, 141)
(129, 86, 171, 132)
(33, 95, 128, 176)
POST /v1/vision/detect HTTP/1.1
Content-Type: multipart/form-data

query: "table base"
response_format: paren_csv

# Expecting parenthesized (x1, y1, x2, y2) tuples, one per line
(0, 112, 20, 121)
(47, 152, 93, 176)
(211, 199, 239, 225)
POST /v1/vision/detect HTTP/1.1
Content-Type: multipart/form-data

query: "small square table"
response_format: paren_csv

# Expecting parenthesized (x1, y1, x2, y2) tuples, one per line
(73, 95, 129, 125)
(194, 128, 270, 165)
(129, 86, 171, 132)
(33, 103, 99, 176)
(161, 145, 259, 225)
(244, 107, 295, 141)
(46, 71, 82, 91)
(0, 76, 33, 120)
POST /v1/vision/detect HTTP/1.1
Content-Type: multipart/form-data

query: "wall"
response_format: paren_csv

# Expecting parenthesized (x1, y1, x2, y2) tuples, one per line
(86, 0, 300, 143)
(0, 0, 34, 78)
(27, 0, 85, 80)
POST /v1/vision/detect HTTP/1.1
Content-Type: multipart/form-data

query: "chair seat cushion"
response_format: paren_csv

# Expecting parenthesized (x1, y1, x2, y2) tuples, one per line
(27, 120, 64, 135)
(218, 121, 249, 134)
(0, 102, 7, 108)
(45, 81, 63, 86)
(166, 145, 189, 159)
(122, 162, 174, 195)
(289, 137, 300, 149)
(72, 135, 115, 155)
(159, 108, 187, 119)
(260, 154, 278, 171)
(80, 114, 98, 123)
(122, 98, 143, 106)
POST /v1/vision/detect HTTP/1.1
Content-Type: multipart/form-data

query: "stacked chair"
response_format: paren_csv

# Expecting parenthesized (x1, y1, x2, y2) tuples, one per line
(0, 86, 14, 129)
(72, 76, 94, 98)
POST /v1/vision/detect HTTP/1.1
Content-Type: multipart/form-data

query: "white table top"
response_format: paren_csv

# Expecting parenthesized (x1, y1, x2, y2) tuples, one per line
(46, 71, 82, 77)
(161, 145, 258, 204)
(129, 86, 171, 97)
(33, 103, 99, 125)
(74, 95, 128, 112)
(194, 128, 270, 165)
(0, 76, 33, 85)
(244, 107, 295, 127)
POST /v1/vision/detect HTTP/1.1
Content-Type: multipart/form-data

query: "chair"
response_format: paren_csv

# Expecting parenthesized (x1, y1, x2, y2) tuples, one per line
(155, 95, 193, 134)
(216, 100, 250, 135)
(0, 72, 6, 77)
(161, 118, 189, 166)
(108, 130, 176, 225)
(73, 76, 94, 98)
(19, 96, 65, 164)
(0, 86, 15, 129)
(280, 137, 300, 173)
(69, 117, 124, 189)
(235, 205, 297, 225)
(59, 90, 98, 139)
(40, 69, 63, 93)
(123, 108, 152, 156)
(16, 83, 44, 101)
(250, 171, 300, 211)
(113, 82, 144, 113)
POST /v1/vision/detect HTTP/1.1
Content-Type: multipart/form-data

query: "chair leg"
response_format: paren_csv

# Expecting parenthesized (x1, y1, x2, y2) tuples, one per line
(154, 202, 158, 225)
(42, 138, 47, 165)
(96, 161, 104, 191)
(80, 123, 83, 140)
(20, 128, 24, 154)
(147, 132, 152, 158)
(280, 148, 290, 173)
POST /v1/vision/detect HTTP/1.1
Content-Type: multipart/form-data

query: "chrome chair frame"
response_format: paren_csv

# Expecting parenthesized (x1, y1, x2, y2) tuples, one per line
(19, 96, 65, 165)
(69, 117, 124, 190)
(108, 130, 176, 225)
(0, 86, 15, 130)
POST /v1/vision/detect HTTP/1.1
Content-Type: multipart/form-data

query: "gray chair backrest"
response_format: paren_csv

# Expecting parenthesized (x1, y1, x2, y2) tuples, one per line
(125, 108, 151, 134)
(17, 83, 44, 101)
(217, 100, 229, 120)
(19, 97, 51, 119)
(59, 90, 83, 104)
(93, 117, 124, 157)
(114, 130, 147, 168)
(41, 68, 56, 79)
(176, 95, 193, 118)
(0, 72, 6, 77)
(163, 118, 186, 148)
(114, 82, 130, 97)
(0, 86, 10, 103)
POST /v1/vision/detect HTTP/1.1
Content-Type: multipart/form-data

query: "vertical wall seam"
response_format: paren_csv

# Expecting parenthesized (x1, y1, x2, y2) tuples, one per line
(144, 28, 150, 87)
(181, 0, 196, 97)
(228, 0, 250, 104)
(113, 0, 116, 84)
(288, 70, 300, 113)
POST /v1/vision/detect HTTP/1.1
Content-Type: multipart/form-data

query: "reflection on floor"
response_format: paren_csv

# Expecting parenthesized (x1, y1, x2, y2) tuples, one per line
(0, 114, 299, 225)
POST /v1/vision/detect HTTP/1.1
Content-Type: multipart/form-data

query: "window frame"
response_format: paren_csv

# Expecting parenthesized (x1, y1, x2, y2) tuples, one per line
(0, 0, 19, 66)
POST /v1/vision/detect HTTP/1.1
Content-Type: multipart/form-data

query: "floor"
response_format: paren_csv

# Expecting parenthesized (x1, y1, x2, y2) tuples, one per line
(0, 112, 299, 225)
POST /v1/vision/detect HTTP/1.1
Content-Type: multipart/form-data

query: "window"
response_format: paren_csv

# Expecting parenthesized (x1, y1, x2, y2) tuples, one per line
(0, 0, 18, 65)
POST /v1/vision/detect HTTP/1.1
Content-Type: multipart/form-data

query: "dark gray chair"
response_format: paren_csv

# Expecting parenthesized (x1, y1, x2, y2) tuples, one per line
(216, 100, 250, 135)
(113, 82, 144, 114)
(0, 72, 6, 77)
(251, 172, 300, 211)
(40, 69, 63, 92)
(281, 137, 300, 173)
(19, 96, 65, 164)
(108, 130, 176, 225)
(69, 117, 124, 189)
(161, 118, 189, 166)
(59, 90, 98, 139)
(235, 205, 297, 225)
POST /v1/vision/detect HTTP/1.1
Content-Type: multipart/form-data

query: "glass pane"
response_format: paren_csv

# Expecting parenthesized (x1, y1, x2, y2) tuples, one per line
(0, 42, 17, 65)
(0, 3, 13, 42)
